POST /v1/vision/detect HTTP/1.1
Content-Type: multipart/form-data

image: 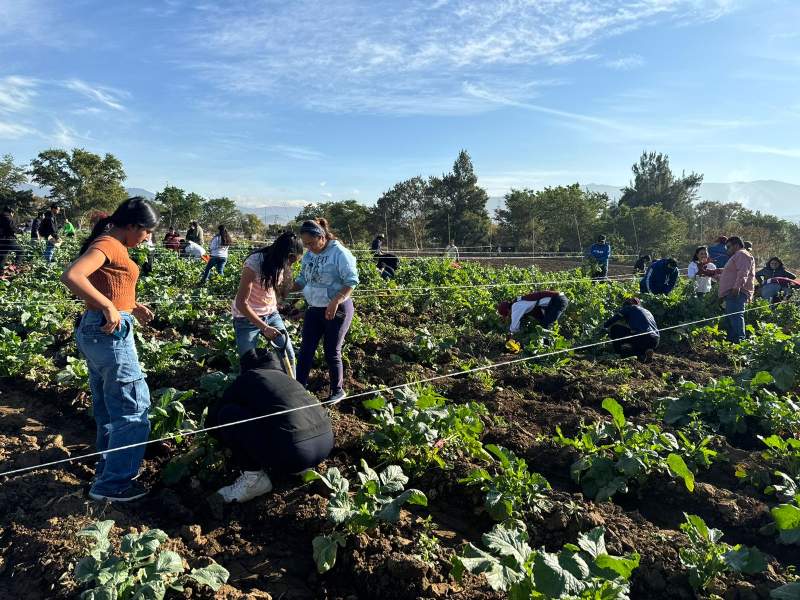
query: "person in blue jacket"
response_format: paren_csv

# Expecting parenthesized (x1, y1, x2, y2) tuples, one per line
(603, 297, 659, 363)
(588, 235, 611, 279)
(707, 236, 729, 268)
(640, 257, 679, 295)
(292, 218, 359, 404)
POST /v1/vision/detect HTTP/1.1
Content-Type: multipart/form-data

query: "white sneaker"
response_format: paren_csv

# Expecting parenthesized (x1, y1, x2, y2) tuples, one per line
(216, 470, 273, 503)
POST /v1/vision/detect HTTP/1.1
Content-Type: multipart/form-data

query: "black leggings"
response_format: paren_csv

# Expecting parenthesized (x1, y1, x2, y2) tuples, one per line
(609, 325, 659, 358)
(215, 404, 333, 474)
(540, 294, 569, 328)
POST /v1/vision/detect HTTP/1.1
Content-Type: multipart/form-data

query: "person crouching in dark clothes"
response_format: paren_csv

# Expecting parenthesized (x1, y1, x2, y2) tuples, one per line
(603, 297, 659, 363)
(208, 348, 334, 503)
(376, 252, 399, 280)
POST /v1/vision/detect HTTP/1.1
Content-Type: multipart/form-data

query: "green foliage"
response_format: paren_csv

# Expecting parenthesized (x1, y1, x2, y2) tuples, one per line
(678, 513, 766, 592)
(29, 148, 127, 216)
(303, 460, 428, 573)
(662, 372, 800, 437)
(770, 496, 800, 546)
(72, 520, 228, 599)
(55, 356, 89, 391)
(461, 444, 552, 521)
(619, 151, 702, 216)
(555, 398, 716, 501)
(362, 384, 491, 474)
(135, 332, 193, 376)
(148, 388, 197, 442)
(453, 521, 640, 599)
(0, 327, 54, 380)
(740, 324, 800, 392)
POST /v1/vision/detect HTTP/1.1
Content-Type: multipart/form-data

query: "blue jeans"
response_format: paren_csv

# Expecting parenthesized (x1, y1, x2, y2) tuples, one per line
(76, 310, 151, 495)
(724, 292, 747, 343)
(233, 313, 296, 372)
(43, 244, 56, 263)
(200, 256, 227, 283)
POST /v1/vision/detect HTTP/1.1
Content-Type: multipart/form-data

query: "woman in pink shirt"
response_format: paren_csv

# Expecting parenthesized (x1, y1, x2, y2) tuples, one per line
(233, 232, 304, 369)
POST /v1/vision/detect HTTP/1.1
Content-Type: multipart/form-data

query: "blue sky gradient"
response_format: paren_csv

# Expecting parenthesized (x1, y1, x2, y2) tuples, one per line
(1, 0, 798, 211)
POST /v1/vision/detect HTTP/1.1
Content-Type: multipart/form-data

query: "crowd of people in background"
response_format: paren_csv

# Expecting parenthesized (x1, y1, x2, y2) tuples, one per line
(1, 195, 799, 504)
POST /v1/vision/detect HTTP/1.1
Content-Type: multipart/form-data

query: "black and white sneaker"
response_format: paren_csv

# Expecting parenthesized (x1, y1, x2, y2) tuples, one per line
(327, 389, 347, 405)
(89, 482, 148, 502)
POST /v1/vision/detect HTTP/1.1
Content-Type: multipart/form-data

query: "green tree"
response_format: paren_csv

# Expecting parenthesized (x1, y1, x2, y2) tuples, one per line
(620, 151, 702, 216)
(154, 186, 204, 228)
(495, 184, 608, 252)
(608, 205, 688, 257)
(0, 154, 27, 195)
(295, 199, 372, 243)
(240, 212, 265, 240)
(374, 176, 428, 248)
(426, 150, 491, 247)
(29, 148, 127, 216)
(201, 197, 240, 228)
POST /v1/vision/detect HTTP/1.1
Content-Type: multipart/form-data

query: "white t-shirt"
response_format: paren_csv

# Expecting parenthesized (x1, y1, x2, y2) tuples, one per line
(184, 240, 205, 258)
(509, 296, 551, 333)
(210, 235, 230, 258)
(688, 261, 716, 293)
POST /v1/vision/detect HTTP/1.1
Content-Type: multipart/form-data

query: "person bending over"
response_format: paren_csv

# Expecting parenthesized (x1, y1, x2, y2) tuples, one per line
(497, 290, 569, 333)
(640, 258, 679, 295)
(208, 348, 334, 503)
(603, 297, 659, 363)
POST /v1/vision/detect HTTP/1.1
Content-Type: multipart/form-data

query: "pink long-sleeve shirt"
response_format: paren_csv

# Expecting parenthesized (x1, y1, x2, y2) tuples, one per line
(717, 249, 756, 300)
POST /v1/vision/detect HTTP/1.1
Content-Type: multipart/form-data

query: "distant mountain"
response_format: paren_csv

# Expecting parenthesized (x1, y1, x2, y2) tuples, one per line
(488, 180, 800, 221)
(17, 183, 156, 201)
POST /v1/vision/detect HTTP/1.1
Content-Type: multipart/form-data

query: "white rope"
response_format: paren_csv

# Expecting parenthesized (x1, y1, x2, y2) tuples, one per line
(0, 300, 777, 481)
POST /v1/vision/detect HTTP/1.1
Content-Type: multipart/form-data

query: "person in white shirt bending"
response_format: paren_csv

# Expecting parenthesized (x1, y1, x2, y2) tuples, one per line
(200, 225, 233, 283)
(496, 290, 569, 333)
(687, 246, 716, 296)
(180, 238, 206, 260)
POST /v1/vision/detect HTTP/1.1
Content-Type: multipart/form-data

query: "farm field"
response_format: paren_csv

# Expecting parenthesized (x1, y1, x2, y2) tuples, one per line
(1, 242, 800, 600)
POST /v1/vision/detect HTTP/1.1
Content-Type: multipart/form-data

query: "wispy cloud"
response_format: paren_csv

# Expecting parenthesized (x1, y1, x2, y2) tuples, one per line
(0, 120, 37, 139)
(0, 76, 38, 113)
(63, 79, 127, 111)
(732, 143, 800, 159)
(320, 191, 333, 198)
(179, 0, 739, 116)
(269, 144, 324, 161)
(604, 55, 645, 70)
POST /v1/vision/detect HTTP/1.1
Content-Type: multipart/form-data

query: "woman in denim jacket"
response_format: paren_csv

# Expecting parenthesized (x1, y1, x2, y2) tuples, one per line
(293, 218, 359, 403)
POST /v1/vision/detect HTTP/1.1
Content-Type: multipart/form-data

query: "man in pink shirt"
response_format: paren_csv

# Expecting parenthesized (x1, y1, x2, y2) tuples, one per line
(716, 236, 755, 343)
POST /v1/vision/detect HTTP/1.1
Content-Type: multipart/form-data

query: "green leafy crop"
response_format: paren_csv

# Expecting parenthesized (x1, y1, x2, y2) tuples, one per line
(555, 398, 715, 502)
(453, 521, 640, 599)
(303, 460, 428, 573)
(72, 519, 229, 599)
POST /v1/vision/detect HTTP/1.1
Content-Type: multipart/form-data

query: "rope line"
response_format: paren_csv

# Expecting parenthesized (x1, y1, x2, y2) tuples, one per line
(0, 300, 777, 481)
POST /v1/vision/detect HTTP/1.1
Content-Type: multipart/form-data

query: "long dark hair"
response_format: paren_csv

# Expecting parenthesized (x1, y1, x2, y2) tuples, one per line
(691, 246, 708, 263)
(217, 224, 233, 246)
(80, 197, 159, 254)
(250, 231, 304, 292)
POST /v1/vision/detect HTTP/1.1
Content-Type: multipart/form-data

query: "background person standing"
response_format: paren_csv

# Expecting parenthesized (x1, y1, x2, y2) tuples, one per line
(588, 235, 611, 279)
(716, 236, 755, 343)
(186, 220, 204, 245)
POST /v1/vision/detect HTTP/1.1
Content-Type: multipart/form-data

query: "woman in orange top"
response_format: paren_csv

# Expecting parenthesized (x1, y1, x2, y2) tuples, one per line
(61, 197, 158, 502)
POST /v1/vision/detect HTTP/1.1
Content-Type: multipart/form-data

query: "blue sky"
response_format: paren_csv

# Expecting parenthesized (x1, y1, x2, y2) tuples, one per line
(1, 0, 799, 212)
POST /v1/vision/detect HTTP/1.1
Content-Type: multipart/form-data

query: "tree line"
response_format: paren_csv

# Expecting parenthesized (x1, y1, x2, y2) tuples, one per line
(2, 147, 799, 264)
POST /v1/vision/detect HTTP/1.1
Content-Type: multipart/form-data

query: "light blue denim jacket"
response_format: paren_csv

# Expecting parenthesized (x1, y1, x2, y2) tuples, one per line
(295, 240, 359, 307)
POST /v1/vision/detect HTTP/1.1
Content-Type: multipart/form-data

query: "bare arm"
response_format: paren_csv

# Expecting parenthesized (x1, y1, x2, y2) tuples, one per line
(234, 266, 280, 338)
(61, 249, 122, 333)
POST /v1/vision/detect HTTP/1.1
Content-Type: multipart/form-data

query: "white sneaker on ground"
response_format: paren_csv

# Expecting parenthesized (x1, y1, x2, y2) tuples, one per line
(216, 470, 273, 503)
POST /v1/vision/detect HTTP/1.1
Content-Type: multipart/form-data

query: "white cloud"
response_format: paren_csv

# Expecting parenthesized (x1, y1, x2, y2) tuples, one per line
(0, 76, 38, 113)
(0, 120, 37, 139)
(319, 181, 327, 187)
(180, 0, 740, 115)
(321, 191, 333, 198)
(732, 143, 800, 159)
(604, 55, 645, 70)
(63, 79, 127, 111)
(268, 144, 324, 160)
